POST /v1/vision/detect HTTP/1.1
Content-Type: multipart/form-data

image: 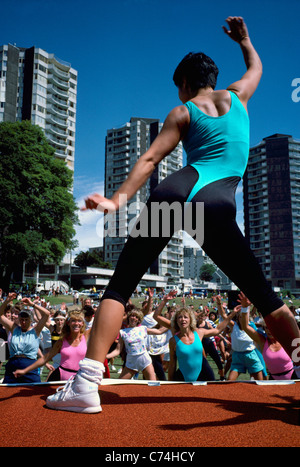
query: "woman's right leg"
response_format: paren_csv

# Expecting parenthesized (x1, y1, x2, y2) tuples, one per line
(46, 168, 196, 412)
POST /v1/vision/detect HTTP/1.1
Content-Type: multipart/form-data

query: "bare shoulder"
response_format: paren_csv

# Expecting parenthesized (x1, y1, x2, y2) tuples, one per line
(163, 105, 190, 139)
(212, 89, 232, 100)
(196, 327, 205, 337)
(211, 90, 233, 108)
(167, 105, 190, 124)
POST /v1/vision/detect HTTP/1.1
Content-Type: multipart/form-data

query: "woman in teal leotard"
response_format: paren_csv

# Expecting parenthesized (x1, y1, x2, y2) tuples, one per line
(46, 17, 300, 413)
(168, 307, 236, 382)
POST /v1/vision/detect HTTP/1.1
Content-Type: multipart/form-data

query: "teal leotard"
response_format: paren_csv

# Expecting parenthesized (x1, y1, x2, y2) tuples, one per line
(183, 91, 249, 202)
(174, 331, 203, 382)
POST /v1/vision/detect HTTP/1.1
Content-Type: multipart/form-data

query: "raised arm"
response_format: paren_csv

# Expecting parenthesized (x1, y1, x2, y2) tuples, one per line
(223, 16, 262, 106)
(199, 308, 239, 339)
(21, 298, 50, 337)
(237, 292, 265, 351)
(153, 291, 177, 329)
(0, 292, 17, 333)
(215, 295, 228, 320)
(143, 288, 154, 316)
(153, 295, 168, 321)
(82, 106, 189, 213)
(33, 300, 52, 329)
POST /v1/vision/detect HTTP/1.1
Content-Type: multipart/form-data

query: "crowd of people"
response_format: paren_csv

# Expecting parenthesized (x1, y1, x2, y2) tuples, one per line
(1, 286, 299, 385)
(0, 290, 108, 384)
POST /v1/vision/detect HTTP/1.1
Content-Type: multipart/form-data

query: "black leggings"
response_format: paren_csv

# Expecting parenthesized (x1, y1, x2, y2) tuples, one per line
(202, 337, 223, 371)
(150, 354, 166, 381)
(102, 166, 283, 317)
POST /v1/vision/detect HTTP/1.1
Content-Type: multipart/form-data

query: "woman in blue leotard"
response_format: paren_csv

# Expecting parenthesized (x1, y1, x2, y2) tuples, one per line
(168, 306, 236, 382)
(46, 17, 300, 413)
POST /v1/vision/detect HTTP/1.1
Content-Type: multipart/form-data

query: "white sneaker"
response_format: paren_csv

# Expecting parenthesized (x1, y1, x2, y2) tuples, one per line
(46, 373, 102, 414)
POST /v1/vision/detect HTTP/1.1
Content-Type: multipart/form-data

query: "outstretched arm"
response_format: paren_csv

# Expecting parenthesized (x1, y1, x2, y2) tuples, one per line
(106, 338, 123, 360)
(81, 106, 189, 213)
(152, 291, 177, 329)
(13, 340, 62, 378)
(223, 16, 262, 106)
(199, 308, 239, 339)
(147, 326, 169, 335)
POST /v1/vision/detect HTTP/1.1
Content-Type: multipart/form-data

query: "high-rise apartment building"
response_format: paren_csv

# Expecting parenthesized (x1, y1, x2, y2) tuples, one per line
(183, 246, 232, 287)
(0, 44, 77, 171)
(243, 134, 300, 290)
(104, 117, 184, 279)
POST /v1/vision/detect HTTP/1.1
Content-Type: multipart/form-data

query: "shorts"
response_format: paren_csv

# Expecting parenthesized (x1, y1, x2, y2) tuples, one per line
(125, 352, 152, 372)
(230, 349, 264, 375)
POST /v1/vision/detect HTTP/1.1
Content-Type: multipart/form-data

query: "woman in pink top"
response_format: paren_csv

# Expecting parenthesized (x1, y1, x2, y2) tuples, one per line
(14, 309, 110, 381)
(238, 293, 296, 380)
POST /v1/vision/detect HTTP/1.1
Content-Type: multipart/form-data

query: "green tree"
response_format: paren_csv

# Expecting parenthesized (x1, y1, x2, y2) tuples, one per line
(74, 250, 113, 269)
(199, 263, 216, 282)
(0, 121, 79, 291)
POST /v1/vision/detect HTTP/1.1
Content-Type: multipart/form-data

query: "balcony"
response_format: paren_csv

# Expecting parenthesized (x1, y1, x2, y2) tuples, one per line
(46, 122, 67, 136)
(51, 85, 69, 99)
(48, 74, 70, 91)
(46, 113, 68, 128)
(50, 104, 68, 118)
(49, 94, 69, 110)
(47, 135, 68, 148)
(54, 150, 67, 159)
(48, 63, 70, 80)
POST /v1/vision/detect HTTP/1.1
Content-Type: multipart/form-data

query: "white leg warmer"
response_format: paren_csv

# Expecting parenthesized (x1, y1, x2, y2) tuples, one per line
(78, 358, 105, 385)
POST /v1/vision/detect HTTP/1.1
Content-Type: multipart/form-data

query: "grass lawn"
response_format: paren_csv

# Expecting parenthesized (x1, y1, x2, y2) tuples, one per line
(45, 294, 300, 310)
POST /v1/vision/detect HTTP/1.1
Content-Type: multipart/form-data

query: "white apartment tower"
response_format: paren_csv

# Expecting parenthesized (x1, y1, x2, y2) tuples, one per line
(0, 44, 77, 171)
(104, 117, 184, 279)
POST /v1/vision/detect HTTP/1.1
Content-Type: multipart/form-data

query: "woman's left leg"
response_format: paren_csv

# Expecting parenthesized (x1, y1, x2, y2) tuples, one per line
(190, 177, 300, 370)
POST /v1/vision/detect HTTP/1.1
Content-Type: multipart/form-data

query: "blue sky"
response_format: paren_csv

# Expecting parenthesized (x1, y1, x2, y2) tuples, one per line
(3, 0, 300, 254)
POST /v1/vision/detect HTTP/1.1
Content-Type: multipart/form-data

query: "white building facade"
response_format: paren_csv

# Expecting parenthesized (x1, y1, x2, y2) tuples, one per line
(0, 44, 77, 171)
(104, 117, 184, 279)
